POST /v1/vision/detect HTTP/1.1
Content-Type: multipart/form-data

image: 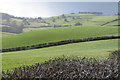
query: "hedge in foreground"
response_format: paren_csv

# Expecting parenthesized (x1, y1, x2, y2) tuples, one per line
(2, 50, 120, 80)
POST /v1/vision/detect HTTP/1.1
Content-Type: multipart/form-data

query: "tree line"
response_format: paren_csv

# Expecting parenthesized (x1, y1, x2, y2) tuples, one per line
(1, 36, 120, 53)
(78, 12, 103, 15)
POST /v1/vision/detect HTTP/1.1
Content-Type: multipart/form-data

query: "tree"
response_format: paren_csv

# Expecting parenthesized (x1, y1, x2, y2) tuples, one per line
(71, 13, 75, 14)
(38, 17, 42, 19)
(72, 17, 75, 20)
(57, 17, 60, 19)
(75, 22, 82, 26)
(61, 14, 66, 18)
(64, 18, 68, 22)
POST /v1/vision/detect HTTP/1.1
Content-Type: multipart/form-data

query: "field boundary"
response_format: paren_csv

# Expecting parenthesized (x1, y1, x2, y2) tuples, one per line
(1, 36, 120, 53)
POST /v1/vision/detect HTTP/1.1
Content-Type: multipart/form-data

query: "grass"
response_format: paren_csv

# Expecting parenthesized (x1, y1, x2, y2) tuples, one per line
(44, 14, 118, 26)
(0, 32, 15, 37)
(2, 39, 118, 71)
(1, 14, 119, 72)
(25, 22, 48, 27)
(105, 21, 118, 26)
(23, 27, 52, 32)
(2, 26, 118, 49)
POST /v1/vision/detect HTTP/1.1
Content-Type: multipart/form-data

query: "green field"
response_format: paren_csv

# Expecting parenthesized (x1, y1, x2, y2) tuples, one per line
(2, 26, 118, 49)
(1, 13, 118, 35)
(0, 32, 15, 37)
(2, 39, 118, 71)
(44, 14, 118, 26)
(1, 14, 119, 73)
(23, 15, 118, 32)
(23, 27, 52, 32)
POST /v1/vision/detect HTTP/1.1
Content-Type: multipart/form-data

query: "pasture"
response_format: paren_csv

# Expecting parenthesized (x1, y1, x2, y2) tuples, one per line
(44, 14, 118, 26)
(2, 39, 118, 71)
(1, 14, 119, 78)
(2, 26, 118, 49)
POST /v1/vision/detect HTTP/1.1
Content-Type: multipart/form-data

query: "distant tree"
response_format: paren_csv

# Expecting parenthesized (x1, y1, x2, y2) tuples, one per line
(71, 13, 75, 14)
(57, 17, 60, 19)
(38, 17, 42, 19)
(72, 17, 75, 20)
(64, 18, 68, 22)
(61, 14, 66, 18)
(75, 22, 82, 26)
(117, 13, 120, 15)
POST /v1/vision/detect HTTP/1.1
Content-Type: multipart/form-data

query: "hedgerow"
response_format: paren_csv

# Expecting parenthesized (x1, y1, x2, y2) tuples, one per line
(2, 50, 120, 80)
(1, 36, 120, 52)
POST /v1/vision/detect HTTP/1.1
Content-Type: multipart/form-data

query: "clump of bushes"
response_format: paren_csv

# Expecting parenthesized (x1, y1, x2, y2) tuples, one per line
(2, 50, 120, 80)
(75, 22, 82, 26)
(109, 50, 120, 59)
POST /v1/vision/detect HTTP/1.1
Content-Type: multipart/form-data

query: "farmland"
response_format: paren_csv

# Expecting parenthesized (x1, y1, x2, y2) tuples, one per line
(1, 13, 119, 79)
(0, 13, 118, 34)
(44, 14, 118, 26)
(2, 39, 118, 71)
(2, 26, 118, 49)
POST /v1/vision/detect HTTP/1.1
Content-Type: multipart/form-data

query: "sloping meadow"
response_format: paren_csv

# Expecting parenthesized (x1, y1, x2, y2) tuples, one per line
(2, 26, 118, 49)
(2, 50, 120, 80)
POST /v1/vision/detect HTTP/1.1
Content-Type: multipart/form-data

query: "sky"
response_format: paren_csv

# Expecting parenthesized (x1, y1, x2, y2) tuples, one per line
(0, 0, 119, 18)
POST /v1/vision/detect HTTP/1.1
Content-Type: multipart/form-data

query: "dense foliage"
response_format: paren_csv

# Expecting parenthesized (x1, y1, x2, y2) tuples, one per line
(2, 50, 120, 80)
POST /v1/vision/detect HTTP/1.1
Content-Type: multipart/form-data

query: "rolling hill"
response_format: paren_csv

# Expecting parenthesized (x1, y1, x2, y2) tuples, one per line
(0, 13, 118, 34)
(2, 39, 118, 70)
(43, 14, 118, 26)
(1, 13, 119, 72)
(2, 26, 118, 49)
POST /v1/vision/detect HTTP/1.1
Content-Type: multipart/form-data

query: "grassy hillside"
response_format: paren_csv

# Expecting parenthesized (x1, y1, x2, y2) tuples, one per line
(1, 13, 119, 72)
(2, 39, 118, 71)
(23, 14, 118, 32)
(1, 13, 118, 34)
(0, 32, 15, 37)
(2, 26, 118, 49)
(44, 14, 118, 26)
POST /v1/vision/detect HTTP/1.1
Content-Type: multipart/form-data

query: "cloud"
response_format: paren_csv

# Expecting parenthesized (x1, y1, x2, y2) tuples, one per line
(0, 0, 52, 17)
(0, 0, 118, 17)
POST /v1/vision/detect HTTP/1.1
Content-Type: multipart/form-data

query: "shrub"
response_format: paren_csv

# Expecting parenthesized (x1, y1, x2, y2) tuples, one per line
(75, 22, 82, 26)
(2, 50, 120, 80)
(109, 50, 120, 59)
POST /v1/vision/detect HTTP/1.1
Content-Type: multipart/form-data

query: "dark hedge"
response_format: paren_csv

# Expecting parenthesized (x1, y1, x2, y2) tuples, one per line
(1, 36, 120, 53)
(2, 50, 120, 80)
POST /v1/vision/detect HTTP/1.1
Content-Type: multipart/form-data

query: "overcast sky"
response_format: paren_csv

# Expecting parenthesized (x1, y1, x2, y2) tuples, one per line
(0, 0, 119, 18)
